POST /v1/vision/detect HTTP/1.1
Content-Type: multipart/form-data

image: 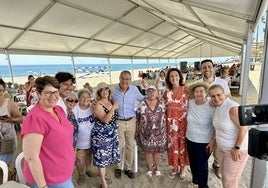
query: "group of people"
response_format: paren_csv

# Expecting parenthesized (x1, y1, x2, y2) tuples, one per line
(0, 59, 248, 188)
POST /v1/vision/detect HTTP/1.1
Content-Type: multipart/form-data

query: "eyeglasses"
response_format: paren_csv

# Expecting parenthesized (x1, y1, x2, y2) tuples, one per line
(0, 89, 5, 92)
(98, 87, 110, 92)
(42, 90, 60, 97)
(147, 89, 156, 93)
(66, 98, 78, 103)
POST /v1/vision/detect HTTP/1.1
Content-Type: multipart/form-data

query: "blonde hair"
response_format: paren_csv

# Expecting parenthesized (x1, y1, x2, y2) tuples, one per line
(94, 82, 113, 101)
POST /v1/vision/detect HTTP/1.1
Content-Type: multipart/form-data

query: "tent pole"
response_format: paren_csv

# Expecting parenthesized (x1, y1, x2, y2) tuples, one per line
(146, 57, 149, 70)
(241, 25, 253, 105)
(107, 56, 112, 85)
(250, 8, 268, 188)
(131, 57, 134, 80)
(70, 54, 77, 90)
(239, 42, 246, 97)
(4, 49, 14, 83)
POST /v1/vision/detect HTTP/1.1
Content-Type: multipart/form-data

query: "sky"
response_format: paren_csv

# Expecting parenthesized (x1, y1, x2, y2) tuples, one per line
(0, 10, 266, 66)
(253, 11, 266, 42)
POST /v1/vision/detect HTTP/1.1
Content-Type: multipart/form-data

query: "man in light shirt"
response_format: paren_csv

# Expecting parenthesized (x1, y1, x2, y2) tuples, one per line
(112, 70, 144, 179)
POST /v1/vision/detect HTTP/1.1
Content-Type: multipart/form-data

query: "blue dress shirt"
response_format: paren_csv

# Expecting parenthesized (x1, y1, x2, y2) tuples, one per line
(112, 85, 144, 119)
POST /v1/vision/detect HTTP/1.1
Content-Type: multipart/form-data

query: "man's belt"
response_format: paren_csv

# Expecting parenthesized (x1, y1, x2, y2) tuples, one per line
(118, 117, 133, 121)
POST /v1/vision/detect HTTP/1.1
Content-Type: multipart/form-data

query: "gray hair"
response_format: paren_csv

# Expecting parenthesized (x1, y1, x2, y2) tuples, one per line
(77, 89, 91, 99)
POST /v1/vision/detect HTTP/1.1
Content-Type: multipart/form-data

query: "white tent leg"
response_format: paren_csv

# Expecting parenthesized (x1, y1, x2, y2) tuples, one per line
(71, 54, 77, 89)
(241, 25, 253, 105)
(107, 56, 112, 85)
(4, 49, 14, 83)
(250, 8, 268, 188)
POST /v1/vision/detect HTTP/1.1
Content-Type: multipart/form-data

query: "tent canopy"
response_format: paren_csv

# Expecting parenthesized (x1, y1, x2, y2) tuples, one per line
(0, 0, 266, 59)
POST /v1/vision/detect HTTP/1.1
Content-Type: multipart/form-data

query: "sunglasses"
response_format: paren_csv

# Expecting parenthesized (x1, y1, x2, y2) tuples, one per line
(66, 98, 78, 103)
(98, 87, 110, 92)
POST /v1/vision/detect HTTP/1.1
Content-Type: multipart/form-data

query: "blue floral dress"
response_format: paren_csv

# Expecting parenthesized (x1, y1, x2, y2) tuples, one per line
(91, 104, 120, 168)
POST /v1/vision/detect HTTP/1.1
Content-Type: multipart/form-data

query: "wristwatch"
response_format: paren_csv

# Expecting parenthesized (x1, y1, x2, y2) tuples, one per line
(234, 145, 240, 150)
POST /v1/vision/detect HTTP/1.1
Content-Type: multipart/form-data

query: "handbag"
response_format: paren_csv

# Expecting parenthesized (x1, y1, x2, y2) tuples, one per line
(0, 131, 15, 154)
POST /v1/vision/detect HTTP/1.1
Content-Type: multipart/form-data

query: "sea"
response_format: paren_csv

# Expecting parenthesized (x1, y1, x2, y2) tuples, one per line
(0, 62, 193, 78)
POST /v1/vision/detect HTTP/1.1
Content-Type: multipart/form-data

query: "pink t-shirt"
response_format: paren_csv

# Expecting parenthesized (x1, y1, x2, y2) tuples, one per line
(21, 103, 75, 185)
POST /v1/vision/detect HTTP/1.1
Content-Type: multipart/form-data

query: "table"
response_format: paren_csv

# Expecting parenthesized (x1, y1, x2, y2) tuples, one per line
(0, 181, 30, 188)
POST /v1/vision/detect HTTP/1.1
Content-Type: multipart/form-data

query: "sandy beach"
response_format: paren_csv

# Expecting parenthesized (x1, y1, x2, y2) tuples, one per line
(8, 63, 262, 188)
(2, 69, 150, 90)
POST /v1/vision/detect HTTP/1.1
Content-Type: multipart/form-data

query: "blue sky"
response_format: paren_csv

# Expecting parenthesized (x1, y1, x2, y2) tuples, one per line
(253, 11, 266, 41)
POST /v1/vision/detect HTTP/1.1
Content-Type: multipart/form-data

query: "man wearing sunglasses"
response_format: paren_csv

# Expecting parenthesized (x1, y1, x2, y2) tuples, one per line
(55, 72, 76, 116)
(112, 70, 144, 179)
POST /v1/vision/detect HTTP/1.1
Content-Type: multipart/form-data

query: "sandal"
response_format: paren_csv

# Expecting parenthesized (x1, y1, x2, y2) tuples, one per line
(146, 170, 153, 178)
(168, 171, 178, 179)
(179, 172, 186, 181)
(97, 173, 111, 180)
(155, 171, 161, 177)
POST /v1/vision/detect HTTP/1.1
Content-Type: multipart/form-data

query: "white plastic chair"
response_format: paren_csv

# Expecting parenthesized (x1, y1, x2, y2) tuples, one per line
(15, 95, 27, 115)
(26, 105, 35, 113)
(15, 152, 25, 184)
(0, 160, 8, 183)
(16, 95, 26, 103)
(121, 140, 138, 173)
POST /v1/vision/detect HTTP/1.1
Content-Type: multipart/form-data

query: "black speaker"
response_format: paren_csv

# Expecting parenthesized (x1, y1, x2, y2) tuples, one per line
(248, 127, 268, 160)
(180, 61, 187, 73)
(194, 61, 200, 71)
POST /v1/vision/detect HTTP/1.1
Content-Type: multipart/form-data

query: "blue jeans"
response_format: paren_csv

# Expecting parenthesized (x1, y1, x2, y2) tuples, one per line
(0, 153, 15, 165)
(187, 138, 210, 188)
(30, 177, 74, 188)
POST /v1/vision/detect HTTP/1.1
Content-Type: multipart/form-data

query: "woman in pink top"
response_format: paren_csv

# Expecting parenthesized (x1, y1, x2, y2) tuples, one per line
(21, 76, 75, 188)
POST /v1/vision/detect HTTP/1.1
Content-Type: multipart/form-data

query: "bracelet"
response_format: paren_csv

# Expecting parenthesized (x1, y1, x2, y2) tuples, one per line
(234, 145, 240, 150)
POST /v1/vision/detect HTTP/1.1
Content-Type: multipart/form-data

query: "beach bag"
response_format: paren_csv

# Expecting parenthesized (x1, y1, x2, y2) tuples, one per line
(0, 138, 15, 154)
(0, 130, 15, 154)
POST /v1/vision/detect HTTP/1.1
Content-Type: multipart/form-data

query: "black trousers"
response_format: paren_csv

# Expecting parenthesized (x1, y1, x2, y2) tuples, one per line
(187, 138, 211, 188)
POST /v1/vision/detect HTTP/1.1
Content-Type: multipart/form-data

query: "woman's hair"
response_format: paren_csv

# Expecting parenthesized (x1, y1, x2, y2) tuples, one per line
(35, 76, 60, 93)
(208, 84, 225, 93)
(142, 73, 148, 79)
(95, 82, 113, 101)
(65, 92, 77, 100)
(220, 68, 228, 75)
(165, 68, 184, 89)
(0, 78, 6, 90)
(28, 75, 34, 80)
(160, 70, 165, 76)
(77, 89, 91, 99)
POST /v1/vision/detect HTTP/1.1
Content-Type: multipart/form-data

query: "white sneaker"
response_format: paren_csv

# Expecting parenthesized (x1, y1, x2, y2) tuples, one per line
(146, 170, 153, 178)
(187, 182, 198, 188)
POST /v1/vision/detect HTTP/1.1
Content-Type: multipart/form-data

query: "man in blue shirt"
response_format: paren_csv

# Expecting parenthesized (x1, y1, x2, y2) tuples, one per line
(112, 70, 144, 179)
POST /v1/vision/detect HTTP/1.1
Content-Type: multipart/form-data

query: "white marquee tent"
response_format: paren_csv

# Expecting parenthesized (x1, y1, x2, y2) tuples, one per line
(0, 0, 266, 59)
(1, 1, 268, 187)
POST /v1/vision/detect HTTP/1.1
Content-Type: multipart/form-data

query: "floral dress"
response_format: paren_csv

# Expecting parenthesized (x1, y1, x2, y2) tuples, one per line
(165, 86, 189, 169)
(137, 100, 167, 152)
(91, 104, 120, 168)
